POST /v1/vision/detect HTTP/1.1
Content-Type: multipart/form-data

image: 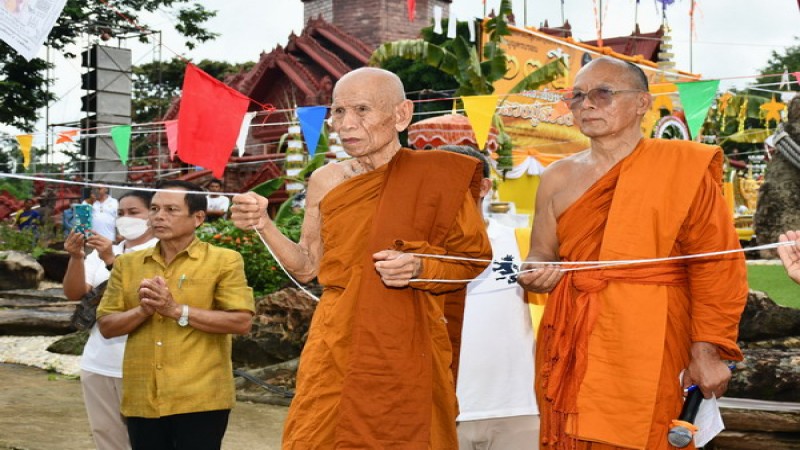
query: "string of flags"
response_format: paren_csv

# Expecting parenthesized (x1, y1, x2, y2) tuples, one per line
(6, 64, 799, 172)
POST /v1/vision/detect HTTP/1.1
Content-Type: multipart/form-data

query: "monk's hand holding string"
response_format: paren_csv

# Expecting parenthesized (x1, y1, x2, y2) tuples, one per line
(517, 261, 562, 293)
(231, 192, 270, 232)
(373, 250, 421, 288)
(683, 342, 731, 399)
(777, 230, 800, 284)
(139, 276, 178, 319)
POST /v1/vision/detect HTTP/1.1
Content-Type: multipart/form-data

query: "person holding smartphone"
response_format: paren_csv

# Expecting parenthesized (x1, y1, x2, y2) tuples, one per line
(63, 190, 157, 450)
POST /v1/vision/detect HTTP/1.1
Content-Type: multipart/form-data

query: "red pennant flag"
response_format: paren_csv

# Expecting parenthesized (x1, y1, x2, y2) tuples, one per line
(164, 120, 179, 161)
(56, 129, 79, 144)
(177, 64, 250, 178)
(408, 0, 415, 21)
(794, 72, 800, 84)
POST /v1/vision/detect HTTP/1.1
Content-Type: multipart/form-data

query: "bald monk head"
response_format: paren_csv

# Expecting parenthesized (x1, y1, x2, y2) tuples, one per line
(330, 67, 414, 162)
(565, 57, 653, 140)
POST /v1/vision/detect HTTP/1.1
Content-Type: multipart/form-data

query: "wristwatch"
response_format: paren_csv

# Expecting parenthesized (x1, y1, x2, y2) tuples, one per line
(177, 304, 189, 327)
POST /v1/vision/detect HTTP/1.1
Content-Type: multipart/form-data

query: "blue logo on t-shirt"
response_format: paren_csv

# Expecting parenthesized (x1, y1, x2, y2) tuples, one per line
(493, 254, 519, 284)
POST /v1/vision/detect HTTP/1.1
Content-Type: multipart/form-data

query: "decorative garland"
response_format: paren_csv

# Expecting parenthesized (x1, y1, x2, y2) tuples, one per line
(774, 124, 800, 171)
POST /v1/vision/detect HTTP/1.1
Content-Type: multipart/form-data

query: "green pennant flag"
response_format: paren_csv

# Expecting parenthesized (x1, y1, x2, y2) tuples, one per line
(110, 125, 132, 165)
(676, 80, 720, 140)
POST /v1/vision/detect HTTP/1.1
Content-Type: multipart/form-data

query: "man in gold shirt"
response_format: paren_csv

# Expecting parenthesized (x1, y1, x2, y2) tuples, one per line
(97, 180, 255, 450)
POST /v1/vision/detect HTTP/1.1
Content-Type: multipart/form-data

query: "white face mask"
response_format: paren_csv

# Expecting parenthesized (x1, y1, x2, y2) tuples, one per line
(115, 216, 149, 241)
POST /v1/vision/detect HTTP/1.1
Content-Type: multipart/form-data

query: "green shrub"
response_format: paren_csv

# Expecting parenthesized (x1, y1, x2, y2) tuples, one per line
(196, 213, 304, 296)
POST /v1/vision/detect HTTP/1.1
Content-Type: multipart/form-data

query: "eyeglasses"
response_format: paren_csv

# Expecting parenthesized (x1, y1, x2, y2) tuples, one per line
(562, 88, 644, 109)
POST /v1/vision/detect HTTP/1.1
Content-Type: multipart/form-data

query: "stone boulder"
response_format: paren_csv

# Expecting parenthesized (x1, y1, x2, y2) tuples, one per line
(726, 290, 800, 401)
(738, 290, 800, 342)
(36, 251, 70, 282)
(233, 288, 317, 367)
(0, 251, 44, 290)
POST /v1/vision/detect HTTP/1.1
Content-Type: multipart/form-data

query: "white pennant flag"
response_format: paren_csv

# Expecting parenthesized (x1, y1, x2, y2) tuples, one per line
(235, 111, 257, 157)
(433, 6, 443, 34)
(447, 5, 457, 38)
(779, 68, 790, 90)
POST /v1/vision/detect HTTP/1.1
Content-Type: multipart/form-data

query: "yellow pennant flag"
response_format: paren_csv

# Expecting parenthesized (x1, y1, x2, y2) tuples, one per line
(15, 134, 33, 169)
(462, 95, 498, 150)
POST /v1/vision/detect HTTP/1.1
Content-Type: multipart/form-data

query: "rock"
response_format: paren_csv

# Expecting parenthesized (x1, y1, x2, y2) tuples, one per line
(47, 330, 89, 356)
(235, 358, 298, 407)
(0, 251, 44, 290)
(0, 309, 74, 336)
(738, 290, 800, 341)
(36, 251, 70, 282)
(706, 430, 800, 450)
(233, 288, 316, 367)
(728, 341, 800, 402)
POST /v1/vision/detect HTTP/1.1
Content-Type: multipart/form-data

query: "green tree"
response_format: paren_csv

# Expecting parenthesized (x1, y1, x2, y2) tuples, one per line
(369, 0, 566, 172)
(132, 58, 255, 124)
(0, 0, 218, 132)
(757, 36, 800, 91)
(129, 58, 254, 160)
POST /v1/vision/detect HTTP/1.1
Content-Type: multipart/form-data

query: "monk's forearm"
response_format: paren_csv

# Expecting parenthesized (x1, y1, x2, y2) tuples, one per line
(256, 220, 318, 282)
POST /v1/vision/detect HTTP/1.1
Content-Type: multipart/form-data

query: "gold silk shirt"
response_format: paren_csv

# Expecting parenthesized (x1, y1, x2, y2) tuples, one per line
(97, 238, 255, 418)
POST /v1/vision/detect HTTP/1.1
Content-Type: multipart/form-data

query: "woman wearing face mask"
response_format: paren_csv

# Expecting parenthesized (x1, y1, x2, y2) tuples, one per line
(63, 190, 157, 450)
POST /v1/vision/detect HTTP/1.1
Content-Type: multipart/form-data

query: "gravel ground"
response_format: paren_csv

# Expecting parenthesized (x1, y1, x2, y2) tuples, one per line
(0, 336, 286, 450)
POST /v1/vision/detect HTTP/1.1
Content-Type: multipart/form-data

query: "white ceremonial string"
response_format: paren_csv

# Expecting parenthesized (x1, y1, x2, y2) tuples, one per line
(406, 241, 796, 284)
(0, 173, 244, 197)
(251, 226, 321, 302)
(9, 172, 794, 289)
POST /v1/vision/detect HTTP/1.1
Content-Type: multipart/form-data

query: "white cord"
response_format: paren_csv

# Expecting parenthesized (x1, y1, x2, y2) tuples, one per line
(251, 226, 320, 302)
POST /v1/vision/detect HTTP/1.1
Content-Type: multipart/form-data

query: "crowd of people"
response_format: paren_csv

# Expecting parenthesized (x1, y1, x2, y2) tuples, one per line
(50, 61, 800, 450)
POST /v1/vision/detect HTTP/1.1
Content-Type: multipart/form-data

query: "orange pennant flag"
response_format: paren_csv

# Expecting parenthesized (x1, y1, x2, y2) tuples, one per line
(56, 129, 79, 144)
(15, 134, 33, 169)
(462, 95, 498, 150)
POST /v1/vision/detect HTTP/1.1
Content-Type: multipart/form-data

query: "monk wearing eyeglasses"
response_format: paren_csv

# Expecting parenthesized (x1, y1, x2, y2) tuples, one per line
(518, 56, 747, 449)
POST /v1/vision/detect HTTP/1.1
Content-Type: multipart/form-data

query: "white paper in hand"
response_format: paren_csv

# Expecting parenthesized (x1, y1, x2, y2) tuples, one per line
(693, 394, 725, 448)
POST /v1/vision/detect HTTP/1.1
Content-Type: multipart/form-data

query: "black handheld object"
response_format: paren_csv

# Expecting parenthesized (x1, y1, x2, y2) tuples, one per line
(667, 386, 704, 448)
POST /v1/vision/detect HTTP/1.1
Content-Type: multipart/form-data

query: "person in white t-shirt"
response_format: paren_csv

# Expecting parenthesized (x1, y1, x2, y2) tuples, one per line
(440, 146, 540, 450)
(64, 190, 158, 450)
(84, 186, 119, 241)
(205, 178, 230, 222)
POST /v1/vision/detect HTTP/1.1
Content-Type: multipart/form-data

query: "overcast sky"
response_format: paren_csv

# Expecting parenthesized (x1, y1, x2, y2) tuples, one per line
(15, 0, 800, 146)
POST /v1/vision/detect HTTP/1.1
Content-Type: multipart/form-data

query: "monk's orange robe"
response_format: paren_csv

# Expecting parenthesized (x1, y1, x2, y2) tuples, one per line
(537, 139, 747, 450)
(282, 149, 491, 450)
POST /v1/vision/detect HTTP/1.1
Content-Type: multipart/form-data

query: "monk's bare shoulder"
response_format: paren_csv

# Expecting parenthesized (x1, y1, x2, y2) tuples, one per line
(305, 159, 364, 205)
(539, 148, 591, 191)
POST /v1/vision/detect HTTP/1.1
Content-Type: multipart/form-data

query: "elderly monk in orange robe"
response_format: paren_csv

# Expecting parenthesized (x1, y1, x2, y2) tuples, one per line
(518, 57, 747, 450)
(231, 67, 491, 449)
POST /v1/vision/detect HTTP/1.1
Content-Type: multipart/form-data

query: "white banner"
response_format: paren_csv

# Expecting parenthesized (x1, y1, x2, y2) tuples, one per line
(0, 0, 68, 61)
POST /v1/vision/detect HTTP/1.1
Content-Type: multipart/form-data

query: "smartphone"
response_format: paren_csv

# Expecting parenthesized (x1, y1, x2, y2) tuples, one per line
(72, 204, 93, 237)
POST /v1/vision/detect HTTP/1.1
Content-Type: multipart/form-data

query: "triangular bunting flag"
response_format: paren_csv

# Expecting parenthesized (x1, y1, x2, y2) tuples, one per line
(407, 0, 415, 22)
(15, 134, 32, 169)
(433, 6, 443, 34)
(236, 111, 258, 157)
(296, 106, 328, 156)
(780, 68, 789, 90)
(447, 5, 457, 38)
(676, 80, 720, 140)
(462, 95, 498, 150)
(164, 120, 179, 161)
(110, 125, 132, 165)
(56, 129, 79, 144)
(177, 64, 250, 178)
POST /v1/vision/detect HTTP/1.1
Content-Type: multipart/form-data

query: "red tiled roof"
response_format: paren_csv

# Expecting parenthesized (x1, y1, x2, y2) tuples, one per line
(582, 24, 664, 63)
